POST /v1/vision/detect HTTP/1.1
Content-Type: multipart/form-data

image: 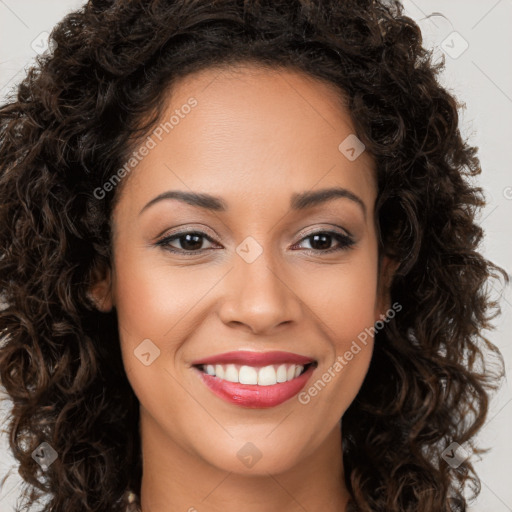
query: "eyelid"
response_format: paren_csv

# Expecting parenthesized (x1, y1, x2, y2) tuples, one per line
(295, 223, 354, 239)
(153, 223, 219, 242)
(155, 224, 356, 256)
(155, 223, 353, 245)
(291, 229, 355, 253)
(154, 229, 219, 254)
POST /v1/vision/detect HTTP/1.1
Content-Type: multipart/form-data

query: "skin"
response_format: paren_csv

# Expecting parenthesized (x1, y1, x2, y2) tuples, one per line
(90, 64, 396, 512)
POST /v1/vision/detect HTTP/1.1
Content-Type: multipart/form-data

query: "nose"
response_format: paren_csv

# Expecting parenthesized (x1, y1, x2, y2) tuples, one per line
(217, 246, 303, 335)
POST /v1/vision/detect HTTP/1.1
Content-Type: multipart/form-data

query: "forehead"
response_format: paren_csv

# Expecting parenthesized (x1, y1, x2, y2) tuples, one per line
(114, 63, 376, 217)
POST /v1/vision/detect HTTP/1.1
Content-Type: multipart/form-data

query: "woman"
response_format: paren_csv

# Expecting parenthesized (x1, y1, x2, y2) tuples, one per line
(0, 1, 508, 511)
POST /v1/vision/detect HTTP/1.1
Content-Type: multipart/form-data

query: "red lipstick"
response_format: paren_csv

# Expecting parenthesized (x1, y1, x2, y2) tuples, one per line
(191, 350, 314, 367)
(191, 350, 317, 408)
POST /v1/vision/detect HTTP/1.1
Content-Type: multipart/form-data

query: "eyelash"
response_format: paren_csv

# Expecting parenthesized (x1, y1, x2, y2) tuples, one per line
(155, 229, 355, 256)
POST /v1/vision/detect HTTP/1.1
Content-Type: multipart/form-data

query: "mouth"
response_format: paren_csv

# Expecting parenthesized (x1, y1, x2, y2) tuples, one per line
(191, 351, 318, 408)
(194, 361, 317, 385)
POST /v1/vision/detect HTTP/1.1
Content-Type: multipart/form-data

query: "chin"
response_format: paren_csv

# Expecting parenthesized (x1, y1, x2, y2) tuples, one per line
(192, 433, 309, 476)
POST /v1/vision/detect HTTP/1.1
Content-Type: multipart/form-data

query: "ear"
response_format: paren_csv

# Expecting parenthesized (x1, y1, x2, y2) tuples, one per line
(87, 260, 114, 313)
(375, 254, 399, 321)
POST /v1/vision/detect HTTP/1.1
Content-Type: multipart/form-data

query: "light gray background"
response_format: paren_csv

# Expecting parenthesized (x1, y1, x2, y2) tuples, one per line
(0, 1, 511, 511)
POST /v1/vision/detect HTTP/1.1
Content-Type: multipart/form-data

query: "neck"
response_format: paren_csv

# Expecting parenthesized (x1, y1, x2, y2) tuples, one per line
(137, 408, 351, 512)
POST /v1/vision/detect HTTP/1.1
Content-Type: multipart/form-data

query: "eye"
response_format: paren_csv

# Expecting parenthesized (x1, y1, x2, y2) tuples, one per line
(292, 230, 355, 254)
(155, 231, 217, 255)
(155, 228, 355, 256)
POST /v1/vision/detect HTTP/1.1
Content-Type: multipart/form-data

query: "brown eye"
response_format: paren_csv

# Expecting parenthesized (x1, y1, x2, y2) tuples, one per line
(155, 229, 355, 256)
(156, 231, 216, 254)
(293, 231, 355, 254)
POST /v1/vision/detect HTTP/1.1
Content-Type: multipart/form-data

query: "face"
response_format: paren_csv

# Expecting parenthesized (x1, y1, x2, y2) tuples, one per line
(90, 64, 394, 476)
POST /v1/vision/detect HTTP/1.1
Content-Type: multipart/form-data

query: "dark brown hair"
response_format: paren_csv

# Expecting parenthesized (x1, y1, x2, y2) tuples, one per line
(0, 1, 508, 511)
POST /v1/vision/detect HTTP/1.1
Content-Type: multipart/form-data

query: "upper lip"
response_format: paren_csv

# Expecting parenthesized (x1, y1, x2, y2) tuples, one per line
(191, 350, 316, 367)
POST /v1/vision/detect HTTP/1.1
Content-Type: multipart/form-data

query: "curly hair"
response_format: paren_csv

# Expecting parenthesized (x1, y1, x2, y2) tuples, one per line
(0, 0, 508, 511)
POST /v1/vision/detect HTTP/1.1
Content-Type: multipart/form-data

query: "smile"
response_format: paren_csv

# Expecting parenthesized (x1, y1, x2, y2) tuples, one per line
(191, 351, 318, 408)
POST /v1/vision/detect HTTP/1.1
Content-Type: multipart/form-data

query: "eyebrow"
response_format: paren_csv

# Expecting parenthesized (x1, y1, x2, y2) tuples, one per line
(139, 187, 366, 218)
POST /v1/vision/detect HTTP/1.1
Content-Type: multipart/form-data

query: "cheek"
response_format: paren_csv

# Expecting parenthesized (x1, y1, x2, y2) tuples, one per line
(113, 241, 380, 345)
(295, 251, 379, 415)
(303, 252, 379, 344)
(110, 248, 197, 388)
(111, 257, 204, 425)
(112, 237, 379, 406)
(112, 248, 207, 341)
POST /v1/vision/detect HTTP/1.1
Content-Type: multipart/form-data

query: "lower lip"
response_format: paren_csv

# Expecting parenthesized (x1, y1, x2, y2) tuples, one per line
(194, 365, 315, 408)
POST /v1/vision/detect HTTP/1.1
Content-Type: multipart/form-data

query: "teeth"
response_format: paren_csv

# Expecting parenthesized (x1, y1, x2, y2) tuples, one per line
(258, 365, 277, 386)
(215, 364, 224, 380)
(239, 365, 258, 384)
(201, 363, 307, 385)
(224, 364, 239, 383)
(276, 364, 288, 383)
